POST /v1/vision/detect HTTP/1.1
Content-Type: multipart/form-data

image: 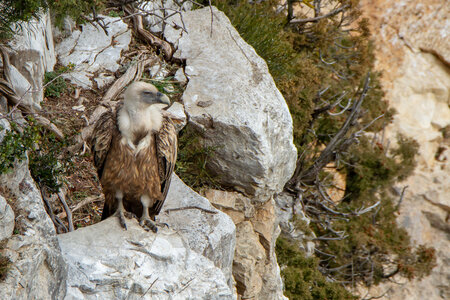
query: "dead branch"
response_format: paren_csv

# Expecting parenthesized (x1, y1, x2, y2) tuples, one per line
(41, 188, 67, 233)
(164, 206, 218, 214)
(57, 196, 103, 219)
(296, 74, 371, 185)
(57, 189, 74, 232)
(124, 5, 173, 60)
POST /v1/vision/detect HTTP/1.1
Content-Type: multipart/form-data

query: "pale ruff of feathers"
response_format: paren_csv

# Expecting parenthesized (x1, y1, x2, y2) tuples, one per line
(117, 104, 164, 154)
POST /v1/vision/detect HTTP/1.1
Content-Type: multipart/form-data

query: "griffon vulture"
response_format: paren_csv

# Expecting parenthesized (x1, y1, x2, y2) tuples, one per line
(91, 81, 177, 232)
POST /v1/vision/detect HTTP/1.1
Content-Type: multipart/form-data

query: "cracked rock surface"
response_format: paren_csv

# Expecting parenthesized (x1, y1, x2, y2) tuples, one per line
(56, 15, 131, 88)
(59, 218, 233, 300)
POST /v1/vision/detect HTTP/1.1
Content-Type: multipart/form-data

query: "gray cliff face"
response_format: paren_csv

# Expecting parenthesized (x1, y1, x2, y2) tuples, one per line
(356, 1, 450, 299)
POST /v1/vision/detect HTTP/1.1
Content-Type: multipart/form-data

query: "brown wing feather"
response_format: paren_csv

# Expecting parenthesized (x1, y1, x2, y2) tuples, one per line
(89, 108, 119, 220)
(90, 108, 118, 179)
(151, 117, 177, 215)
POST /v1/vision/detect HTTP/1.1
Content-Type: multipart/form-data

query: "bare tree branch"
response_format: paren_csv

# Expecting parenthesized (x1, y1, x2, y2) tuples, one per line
(290, 4, 350, 24)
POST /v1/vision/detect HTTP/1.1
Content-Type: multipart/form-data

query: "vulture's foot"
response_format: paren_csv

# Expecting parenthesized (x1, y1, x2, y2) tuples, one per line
(139, 217, 169, 233)
(113, 209, 128, 230)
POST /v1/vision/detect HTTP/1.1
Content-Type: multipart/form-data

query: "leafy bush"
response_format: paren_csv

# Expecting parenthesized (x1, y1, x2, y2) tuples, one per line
(0, 120, 40, 175)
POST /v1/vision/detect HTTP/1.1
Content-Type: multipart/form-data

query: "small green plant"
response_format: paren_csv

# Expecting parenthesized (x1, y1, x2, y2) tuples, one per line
(108, 10, 123, 18)
(44, 71, 67, 98)
(175, 127, 219, 191)
(148, 77, 182, 95)
(43, 64, 75, 98)
(0, 120, 40, 175)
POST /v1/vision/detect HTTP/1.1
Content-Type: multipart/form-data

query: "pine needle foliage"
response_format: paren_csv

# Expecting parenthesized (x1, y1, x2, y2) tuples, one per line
(276, 237, 357, 300)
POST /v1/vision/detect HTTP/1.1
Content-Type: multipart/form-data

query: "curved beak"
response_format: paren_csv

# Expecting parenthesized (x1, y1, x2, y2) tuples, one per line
(159, 93, 171, 106)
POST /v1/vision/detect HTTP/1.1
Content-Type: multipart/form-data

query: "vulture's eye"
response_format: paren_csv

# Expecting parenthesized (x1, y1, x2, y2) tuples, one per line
(143, 91, 153, 95)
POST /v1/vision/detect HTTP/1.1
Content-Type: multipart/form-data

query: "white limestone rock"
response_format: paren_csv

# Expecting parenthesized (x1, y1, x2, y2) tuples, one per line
(0, 153, 67, 300)
(165, 102, 187, 133)
(163, 7, 297, 199)
(174, 68, 188, 84)
(58, 174, 236, 300)
(56, 15, 131, 89)
(58, 218, 234, 300)
(7, 12, 56, 108)
(158, 175, 236, 290)
(0, 195, 14, 241)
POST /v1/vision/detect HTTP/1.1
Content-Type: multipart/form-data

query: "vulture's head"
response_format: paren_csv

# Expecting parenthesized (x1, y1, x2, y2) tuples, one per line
(123, 81, 171, 111)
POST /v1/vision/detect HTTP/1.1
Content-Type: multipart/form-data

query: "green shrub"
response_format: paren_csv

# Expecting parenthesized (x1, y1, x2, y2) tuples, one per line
(44, 71, 67, 98)
(276, 237, 357, 300)
(0, 118, 71, 194)
(213, 0, 435, 292)
(0, 120, 40, 175)
(311, 135, 435, 284)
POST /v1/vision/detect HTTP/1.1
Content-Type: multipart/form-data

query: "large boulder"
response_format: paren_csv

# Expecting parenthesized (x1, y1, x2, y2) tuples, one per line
(158, 175, 236, 289)
(205, 189, 287, 300)
(163, 7, 297, 199)
(56, 15, 131, 89)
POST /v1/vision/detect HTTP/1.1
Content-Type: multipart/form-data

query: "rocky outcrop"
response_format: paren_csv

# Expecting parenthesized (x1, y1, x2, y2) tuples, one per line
(0, 135, 68, 299)
(163, 7, 297, 199)
(0, 145, 236, 300)
(274, 193, 315, 256)
(55, 15, 131, 89)
(204, 189, 286, 299)
(5, 11, 56, 110)
(358, 1, 450, 299)
(0, 195, 14, 242)
(59, 219, 233, 300)
(156, 7, 299, 298)
(158, 175, 236, 290)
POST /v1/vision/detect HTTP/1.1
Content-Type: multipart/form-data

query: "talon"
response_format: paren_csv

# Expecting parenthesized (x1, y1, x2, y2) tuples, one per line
(114, 210, 128, 230)
(139, 217, 158, 233)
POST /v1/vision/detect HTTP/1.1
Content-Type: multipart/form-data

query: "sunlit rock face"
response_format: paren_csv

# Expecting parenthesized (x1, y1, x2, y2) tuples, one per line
(358, 1, 450, 299)
(163, 7, 297, 200)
